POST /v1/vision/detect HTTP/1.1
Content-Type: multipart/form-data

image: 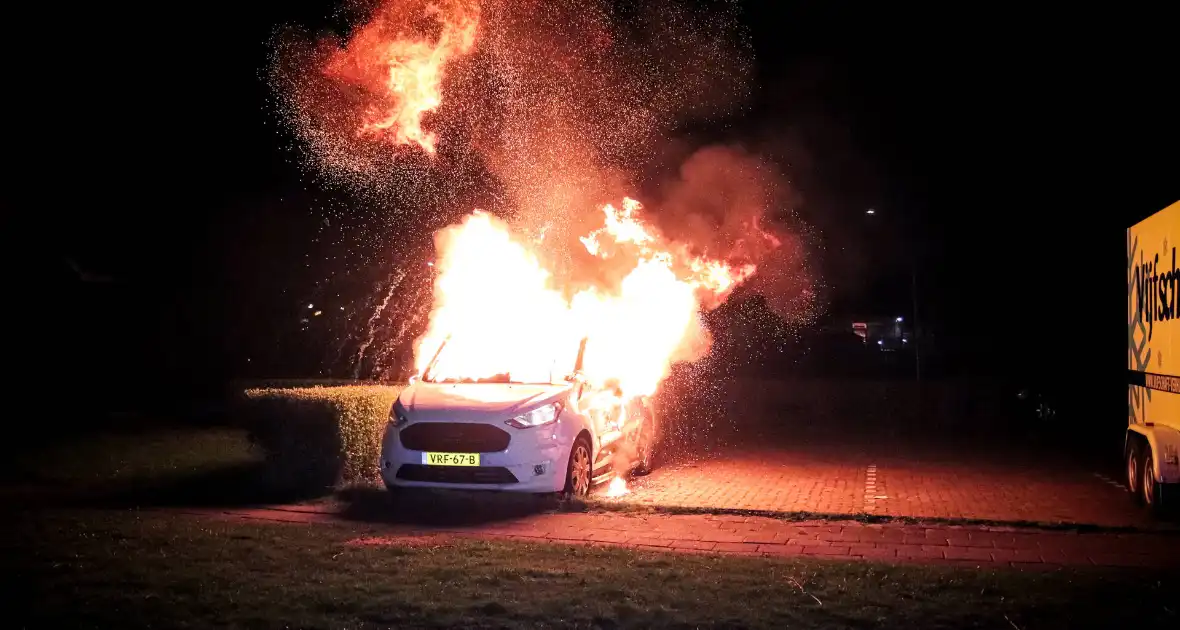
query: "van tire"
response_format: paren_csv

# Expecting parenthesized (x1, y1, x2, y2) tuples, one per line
(564, 436, 593, 498)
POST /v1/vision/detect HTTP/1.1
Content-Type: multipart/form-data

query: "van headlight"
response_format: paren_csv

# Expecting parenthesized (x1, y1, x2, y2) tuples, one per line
(505, 402, 562, 429)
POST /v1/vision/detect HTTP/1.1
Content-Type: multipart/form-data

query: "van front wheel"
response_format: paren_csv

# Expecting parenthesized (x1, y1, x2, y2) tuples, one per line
(565, 437, 592, 498)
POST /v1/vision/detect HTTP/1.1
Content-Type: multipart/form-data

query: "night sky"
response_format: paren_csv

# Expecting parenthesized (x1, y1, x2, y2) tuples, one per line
(48, 2, 1177, 411)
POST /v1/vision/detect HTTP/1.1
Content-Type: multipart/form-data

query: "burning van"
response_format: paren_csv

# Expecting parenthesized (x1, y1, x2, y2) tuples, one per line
(380, 337, 655, 496)
(378, 201, 763, 497)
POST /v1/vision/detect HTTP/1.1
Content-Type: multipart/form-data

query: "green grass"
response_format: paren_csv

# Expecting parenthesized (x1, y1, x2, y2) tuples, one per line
(11, 509, 1177, 629)
(9, 427, 259, 489)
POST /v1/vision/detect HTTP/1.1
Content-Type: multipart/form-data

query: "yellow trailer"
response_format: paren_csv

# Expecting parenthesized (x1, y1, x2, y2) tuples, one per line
(1126, 200, 1180, 512)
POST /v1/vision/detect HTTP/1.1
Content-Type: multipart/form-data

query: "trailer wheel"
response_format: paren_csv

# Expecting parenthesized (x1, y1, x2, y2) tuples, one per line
(1142, 448, 1163, 514)
(1126, 439, 1143, 503)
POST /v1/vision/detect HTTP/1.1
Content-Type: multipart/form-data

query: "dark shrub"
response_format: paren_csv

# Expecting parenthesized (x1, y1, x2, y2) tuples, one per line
(241, 386, 402, 491)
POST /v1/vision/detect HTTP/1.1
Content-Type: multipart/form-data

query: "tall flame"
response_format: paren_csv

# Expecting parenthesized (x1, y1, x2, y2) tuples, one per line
(415, 198, 757, 401)
(324, 0, 480, 153)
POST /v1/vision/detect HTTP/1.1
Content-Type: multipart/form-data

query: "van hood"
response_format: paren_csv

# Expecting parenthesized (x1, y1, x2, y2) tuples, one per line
(399, 381, 571, 422)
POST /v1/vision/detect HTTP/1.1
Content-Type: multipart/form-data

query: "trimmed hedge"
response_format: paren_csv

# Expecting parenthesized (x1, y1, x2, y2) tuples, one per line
(241, 385, 403, 490)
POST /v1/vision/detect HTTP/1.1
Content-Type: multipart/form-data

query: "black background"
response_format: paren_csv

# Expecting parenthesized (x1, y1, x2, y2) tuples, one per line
(33, 2, 1178, 419)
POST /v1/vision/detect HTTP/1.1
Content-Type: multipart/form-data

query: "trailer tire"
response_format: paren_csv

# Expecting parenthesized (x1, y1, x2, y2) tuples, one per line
(1142, 448, 1166, 515)
(1126, 438, 1144, 503)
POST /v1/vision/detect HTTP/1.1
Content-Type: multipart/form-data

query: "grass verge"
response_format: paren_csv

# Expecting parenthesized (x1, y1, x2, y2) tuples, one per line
(8, 427, 258, 491)
(12, 509, 1178, 629)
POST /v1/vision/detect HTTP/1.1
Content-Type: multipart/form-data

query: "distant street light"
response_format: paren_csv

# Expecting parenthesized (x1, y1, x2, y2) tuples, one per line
(896, 316, 904, 322)
(866, 208, 876, 215)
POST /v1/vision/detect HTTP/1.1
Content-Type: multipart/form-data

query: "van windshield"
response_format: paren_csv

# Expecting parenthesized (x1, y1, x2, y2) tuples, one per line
(422, 338, 581, 385)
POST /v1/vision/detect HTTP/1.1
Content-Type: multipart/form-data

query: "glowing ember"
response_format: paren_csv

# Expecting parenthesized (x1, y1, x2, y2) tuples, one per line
(415, 197, 762, 403)
(323, 0, 479, 153)
(604, 476, 630, 498)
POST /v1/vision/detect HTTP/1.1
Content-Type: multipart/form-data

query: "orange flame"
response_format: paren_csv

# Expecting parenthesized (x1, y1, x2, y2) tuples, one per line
(579, 198, 654, 256)
(324, 0, 480, 153)
(415, 198, 757, 401)
(604, 476, 630, 498)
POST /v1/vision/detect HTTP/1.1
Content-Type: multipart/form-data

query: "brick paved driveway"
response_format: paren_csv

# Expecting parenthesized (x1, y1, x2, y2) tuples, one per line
(613, 438, 1162, 529)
